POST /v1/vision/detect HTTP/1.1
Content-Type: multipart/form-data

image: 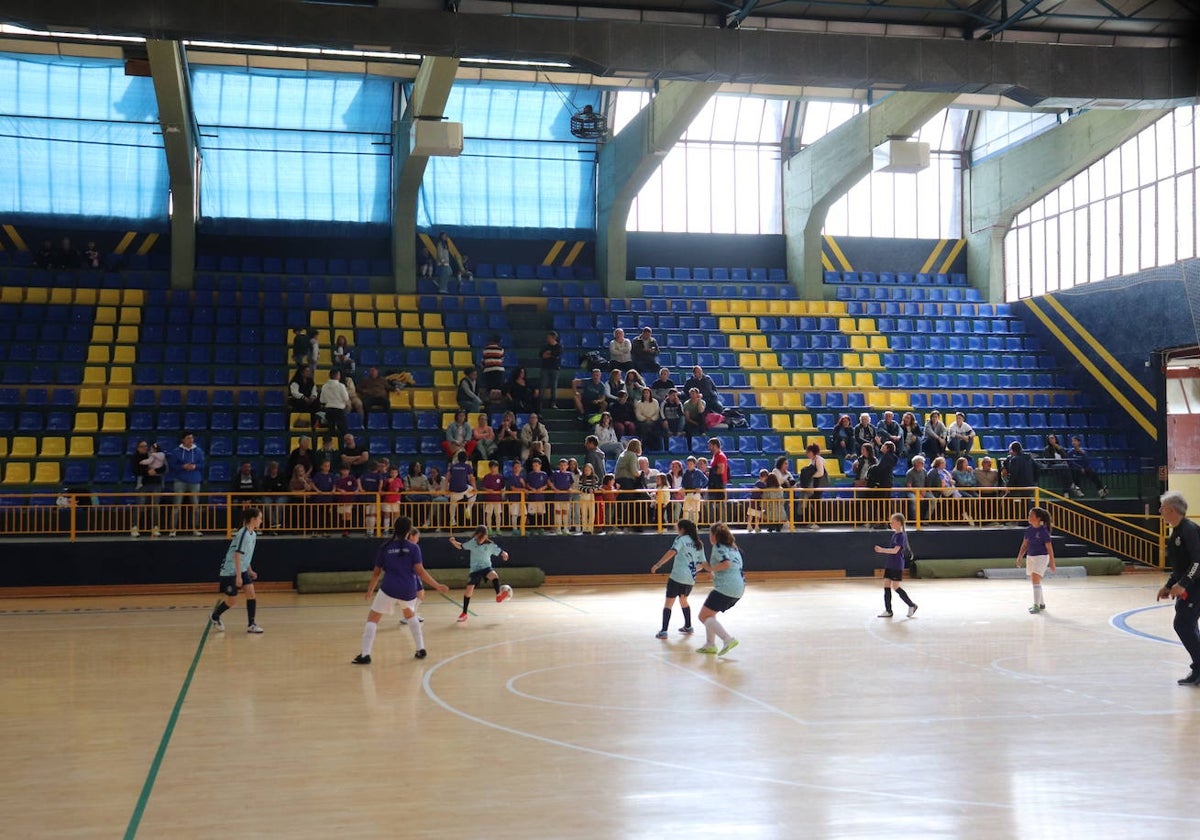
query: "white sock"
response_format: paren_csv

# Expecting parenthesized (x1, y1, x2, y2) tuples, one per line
(361, 621, 378, 656)
(705, 615, 729, 643)
(1033, 583, 1044, 605)
(407, 614, 425, 650)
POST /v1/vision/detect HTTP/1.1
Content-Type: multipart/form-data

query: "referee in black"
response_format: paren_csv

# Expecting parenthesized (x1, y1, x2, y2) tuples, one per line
(1157, 491, 1200, 685)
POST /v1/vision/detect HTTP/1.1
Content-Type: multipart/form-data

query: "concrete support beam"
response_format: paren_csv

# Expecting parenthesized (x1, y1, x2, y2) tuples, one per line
(596, 81, 721, 297)
(782, 92, 957, 298)
(145, 40, 198, 290)
(965, 108, 1170, 301)
(392, 56, 460, 293)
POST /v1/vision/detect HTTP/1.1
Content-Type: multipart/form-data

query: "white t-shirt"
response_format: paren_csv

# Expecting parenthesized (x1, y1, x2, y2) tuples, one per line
(320, 379, 349, 410)
(609, 338, 632, 364)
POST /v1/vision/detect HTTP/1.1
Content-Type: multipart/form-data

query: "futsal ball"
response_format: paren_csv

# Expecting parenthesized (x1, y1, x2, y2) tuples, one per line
(500, 584, 513, 599)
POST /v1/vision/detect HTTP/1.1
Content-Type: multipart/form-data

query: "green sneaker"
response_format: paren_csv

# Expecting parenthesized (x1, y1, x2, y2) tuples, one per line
(696, 645, 719, 654)
(1028, 604, 1042, 614)
(718, 638, 739, 656)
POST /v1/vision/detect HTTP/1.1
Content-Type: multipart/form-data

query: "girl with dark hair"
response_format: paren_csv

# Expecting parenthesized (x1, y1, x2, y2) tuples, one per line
(695, 522, 744, 656)
(649, 519, 705, 639)
(1016, 506, 1055, 613)
(874, 512, 918, 618)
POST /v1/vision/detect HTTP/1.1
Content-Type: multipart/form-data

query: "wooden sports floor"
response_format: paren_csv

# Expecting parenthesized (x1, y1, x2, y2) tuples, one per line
(1, 573, 1197, 839)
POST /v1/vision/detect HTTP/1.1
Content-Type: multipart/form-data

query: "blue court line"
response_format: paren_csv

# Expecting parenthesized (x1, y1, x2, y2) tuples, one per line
(533, 590, 589, 614)
(123, 618, 212, 839)
(1109, 603, 1179, 646)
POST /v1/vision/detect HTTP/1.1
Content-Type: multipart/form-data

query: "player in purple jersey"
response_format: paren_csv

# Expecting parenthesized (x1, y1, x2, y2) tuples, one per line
(873, 512, 918, 618)
(1016, 506, 1056, 613)
(353, 517, 449, 664)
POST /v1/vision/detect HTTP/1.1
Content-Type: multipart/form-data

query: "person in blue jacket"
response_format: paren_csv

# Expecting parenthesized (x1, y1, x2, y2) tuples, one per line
(167, 432, 206, 537)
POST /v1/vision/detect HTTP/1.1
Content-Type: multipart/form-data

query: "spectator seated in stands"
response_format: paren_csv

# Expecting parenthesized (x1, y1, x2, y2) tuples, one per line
(659, 388, 684, 442)
(472, 412, 497, 463)
(457, 367, 483, 413)
(1041, 434, 1073, 495)
(358, 366, 389, 414)
(609, 391, 638, 438)
(342, 372, 364, 418)
(650, 367, 677, 402)
(867, 441, 898, 492)
(631, 327, 660, 372)
(287, 435, 316, 479)
(338, 433, 370, 477)
(683, 365, 724, 416)
(406, 461, 432, 523)
(876, 410, 902, 450)
(520, 412, 551, 461)
(850, 443, 877, 487)
(609, 328, 632, 368)
(428, 467, 449, 528)
(903, 454, 929, 522)
(333, 335, 356, 377)
(853, 413, 876, 452)
(975, 456, 999, 494)
(481, 335, 506, 398)
(495, 411, 522, 464)
(443, 408, 476, 460)
(634, 387, 662, 450)
(288, 365, 322, 428)
(436, 232, 453, 293)
(292, 328, 312, 367)
(1068, 436, 1110, 499)
(922, 410, 948, 462)
(313, 435, 339, 473)
(525, 441, 551, 475)
(594, 412, 623, 457)
(232, 461, 261, 507)
(83, 241, 101, 270)
(946, 412, 975, 460)
(456, 252, 474, 282)
(952, 456, 978, 497)
(504, 366, 539, 414)
(288, 464, 316, 532)
(830, 414, 854, 462)
(606, 369, 627, 401)
(54, 236, 80, 269)
(35, 239, 54, 270)
(899, 411, 923, 462)
(682, 388, 708, 449)
(574, 368, 609, 421)
(624, 369, 648, 397)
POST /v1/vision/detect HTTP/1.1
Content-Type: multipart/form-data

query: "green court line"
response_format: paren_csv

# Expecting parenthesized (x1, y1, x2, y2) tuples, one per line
(438, 590, 474, 615)
(123, 618, 212, 840)
(534, 590, 589, 614)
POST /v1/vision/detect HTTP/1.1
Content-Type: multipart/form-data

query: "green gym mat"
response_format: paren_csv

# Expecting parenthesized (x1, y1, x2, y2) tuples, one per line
(912, 557, 1125, 579)
(297, 566, 546, 593)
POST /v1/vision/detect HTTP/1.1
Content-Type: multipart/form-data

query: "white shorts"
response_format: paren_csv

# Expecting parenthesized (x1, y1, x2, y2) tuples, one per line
(372, 590, 417, 615)
(337, 504, 353, 515)
(1025, 554, 1051, 577)
(381, 502, 399, 514)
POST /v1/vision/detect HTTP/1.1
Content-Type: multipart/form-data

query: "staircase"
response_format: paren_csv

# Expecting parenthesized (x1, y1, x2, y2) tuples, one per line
(1041, 490, 1161, 568)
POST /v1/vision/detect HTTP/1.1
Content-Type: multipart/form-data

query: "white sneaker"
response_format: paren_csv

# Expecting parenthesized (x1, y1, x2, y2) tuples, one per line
(247, 624, 264, 634)
(1099, 487, 1109, 498)
(130, 527, 140, 538)
(211, 617, 225, 632)
(151, 527, 160, 538)
(907, 604, 918, 618)
(168, 531, 177, 538)
(193, 530, 203, 536)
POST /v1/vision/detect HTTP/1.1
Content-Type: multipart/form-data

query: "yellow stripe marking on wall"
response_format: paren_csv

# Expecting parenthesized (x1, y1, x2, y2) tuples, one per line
(1024, 298, 1157, 440)
(936, 239, 966, 274)
(3, 225, 28, 251)
(542, 241, 566, 266)
(1044, 293, 1156, 411)
(418, 233, 437, 257)
(562, 241, 586, 267)
(822, 235, 853, 271)
(821, 252, 835, 272)
(919, 239, 948, 275)
(113, 232, 138, 256)
(135, 234, 159, 256)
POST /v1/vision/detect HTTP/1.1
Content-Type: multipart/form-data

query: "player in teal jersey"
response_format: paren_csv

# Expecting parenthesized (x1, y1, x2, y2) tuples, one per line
(449, 526, 512, 623)
(210, 507, 264, 634)
(649, 518, 705, 639)
(695, 522, 744, 656)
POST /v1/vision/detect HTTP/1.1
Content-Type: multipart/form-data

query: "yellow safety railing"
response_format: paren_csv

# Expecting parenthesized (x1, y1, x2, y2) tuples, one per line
(0, 486, 1108, 541)
(1039, 489, 1164, 569)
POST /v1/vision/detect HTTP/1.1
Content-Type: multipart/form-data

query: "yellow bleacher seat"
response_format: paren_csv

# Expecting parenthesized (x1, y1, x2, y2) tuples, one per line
(401, 313, 421, 329)
(849, 335, 869, 350)
(74, 289, 97, 305)
(310, 310, 330, 328)
(747, 301, 770, 315)
(109, 368, 132, 386)
(452, 350, 474, 368)
(794, 414, 817, 431)
(95, 306, 117, 324)
(429, 350, 451, 368)
(50, 288, 73, 304)
(738, 317, 757, 331)
(403, 330, 425, 348)
(91, 325, 115, 344)
(122, 289, 145, 306)
(3, 463, 31, 485)
(355, 312, 376, 329)
(11, 437, 37, 457)
(861, 353, 882, 370)
(106, 389, 130, 408)
(116, 326, 138, 344)
(425, 332, 448, 349)
(34, 462, 60, 486)
(118, 306, 139, 324)
(434, 370, 456, 389)
(78, 388, 104, 408)
(112, 346, 136, 365)
(728, 300, 749, 315)
(0, 287, 22, 303)
(441, 411, 458, 427)
(780, 392, 803, 409)
(858, 318, 876, 332)
(739, 353, 760, 370)
(806, 435, 827, 451)
(771, 415, 793, 431)
(748, 373, 768, 389)
(837, 317, 856, 333)
(82, 368, 106, 386)
(435, 390, 458, 408)
(25, 287, 49, 304)
(74, 413, 99, 433)
(98, 289, 122, 305)
(476, 461, 491, 479)
(395, 294, 417, 311)
(782, 300, 804, 315)
(748, 334, 768, 351)
(388, 390, 411, 410)
(330, 293, 352, 310)
(730, 335, 749, 351)
(768, 301, 788, 315)
(40, 437, 66, 458)
(867, 391, 891, 409)
(351, 293, 373, 310)
(86, 346, 111, 365)
(783, 435, 806, 454)
(423, 313, 444, 330)
(869, 335, 888, 351)
(376, 312, 398, 329)
(718, 317, 738, 331)
(827, 301, 847, 315)
(833, 372, 854, 389)
(448, 332, 469, 349)
(812, 373, 833, 388)
(854, 372, 874, 388)
(792, 372, 812, 388)
(709, 300, 730, 315)
(102, 412, 126, 432)
(759, 392, 781, 409)
(332, 311, 353, 329)
(69, 436, 94, 458)
(769, 373, 789, 389)
(0, 438, 7, 457)
(842, 354, 862, 370)
(758, 353, 780, 370)
(411, 390, 436, 410)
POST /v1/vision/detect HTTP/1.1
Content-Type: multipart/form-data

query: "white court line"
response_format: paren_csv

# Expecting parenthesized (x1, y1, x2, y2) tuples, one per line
(421, 629, 1200, 825)
(650, 654, 812, 726)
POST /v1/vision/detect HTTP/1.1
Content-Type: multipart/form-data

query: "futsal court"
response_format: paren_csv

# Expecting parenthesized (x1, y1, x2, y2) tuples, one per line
(2, 573, 1196, 839)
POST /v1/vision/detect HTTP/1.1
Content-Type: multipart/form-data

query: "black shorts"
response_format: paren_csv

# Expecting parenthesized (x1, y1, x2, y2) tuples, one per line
(665, 579, 693, 599)
(218, 575, 245, 597)
(704, 590, 740, 613)
(882, 567, 904, 582)
(468, 568, 496, 588)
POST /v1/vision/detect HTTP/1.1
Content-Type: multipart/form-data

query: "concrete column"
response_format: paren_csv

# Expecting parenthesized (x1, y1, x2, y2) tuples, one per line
(145, 40, 198, 290)
(596, 81, 721, 297)
(782, 93, 957, 299)
(392, 57, 459, 293)
(965, 108, 1170, 301)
